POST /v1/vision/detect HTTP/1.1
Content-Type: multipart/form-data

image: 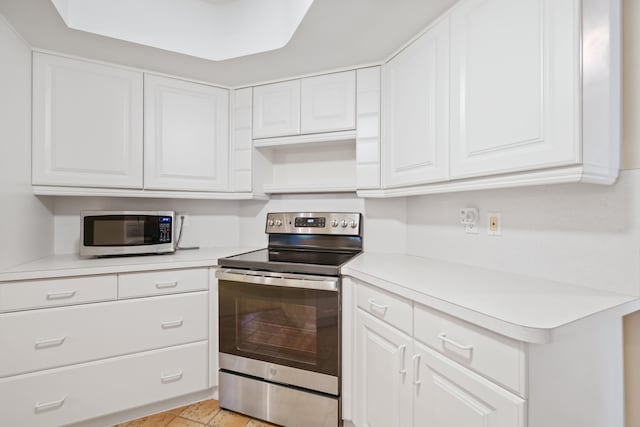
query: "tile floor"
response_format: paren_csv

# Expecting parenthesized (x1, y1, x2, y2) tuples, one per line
(113, 399, 279, 427)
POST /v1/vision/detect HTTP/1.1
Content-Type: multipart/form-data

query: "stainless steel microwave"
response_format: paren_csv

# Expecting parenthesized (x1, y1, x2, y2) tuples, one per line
(80, 211, 175, 257)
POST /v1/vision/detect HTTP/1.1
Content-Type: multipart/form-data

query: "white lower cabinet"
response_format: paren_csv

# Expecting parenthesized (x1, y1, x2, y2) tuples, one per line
(349, 279, 526, 427)
(0, 341, 208, 427)
(0, 267, 211, 426)
(413, 341, 525, 427)
(355, 309, 412, 427)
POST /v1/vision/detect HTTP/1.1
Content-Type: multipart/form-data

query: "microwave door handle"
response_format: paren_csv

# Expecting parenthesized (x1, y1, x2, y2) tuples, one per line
(215, 269, 339, 291)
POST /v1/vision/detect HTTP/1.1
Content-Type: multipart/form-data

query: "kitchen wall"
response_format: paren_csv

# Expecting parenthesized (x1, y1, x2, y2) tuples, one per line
(0, 14, 54, 270)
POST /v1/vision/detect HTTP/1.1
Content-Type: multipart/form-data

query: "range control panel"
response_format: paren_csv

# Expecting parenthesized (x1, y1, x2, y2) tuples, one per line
(266, 212, 362, 236)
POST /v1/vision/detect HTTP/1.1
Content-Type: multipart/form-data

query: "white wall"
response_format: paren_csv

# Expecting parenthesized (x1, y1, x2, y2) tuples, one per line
(53, 197, 242, 254)
(405, 172, 639, 296)
(0, 14, 54, 270)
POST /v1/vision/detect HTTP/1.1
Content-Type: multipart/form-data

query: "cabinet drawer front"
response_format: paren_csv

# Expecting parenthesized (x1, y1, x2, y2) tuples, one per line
(414, 341, 526, 427)
(414, 303, 526, 395)
(0, 341, 208, 427)
(356, 281, 412, 334)
(0, 275, 117, 313)
(118, 268, 208, 298)
(0, 292, 208, 377)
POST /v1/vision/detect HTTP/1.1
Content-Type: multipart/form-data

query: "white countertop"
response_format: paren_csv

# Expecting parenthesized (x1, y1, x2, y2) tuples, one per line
(342, 252, 639, 344)
(0, 247, 258, 282)
(3, 249, 637, 344)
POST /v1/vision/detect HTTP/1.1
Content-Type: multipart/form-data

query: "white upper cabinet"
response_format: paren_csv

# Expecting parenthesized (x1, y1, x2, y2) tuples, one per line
(144, 75, 229, 191)
(449, 0, 580, 179)
(252, 71, 357, 141)
(252, 80, 301, 139)
(32, 53, 143, 189)
(301, 71, 356, 134)
(382, 17, 450, 188)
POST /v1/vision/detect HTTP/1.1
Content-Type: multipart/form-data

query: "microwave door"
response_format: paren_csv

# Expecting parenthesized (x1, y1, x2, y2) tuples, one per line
(91, 217, 144, 246)
(124, 218, 145, 245)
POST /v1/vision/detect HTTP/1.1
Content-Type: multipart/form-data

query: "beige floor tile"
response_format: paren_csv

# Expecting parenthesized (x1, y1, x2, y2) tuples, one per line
(122, 412, 175, 427)
(179, 399, 221, 424)
(208, 409, 250, 427)
(166, 417, 206, 427)
(168, 405, 191, 416)
(246, 419, 280, 427)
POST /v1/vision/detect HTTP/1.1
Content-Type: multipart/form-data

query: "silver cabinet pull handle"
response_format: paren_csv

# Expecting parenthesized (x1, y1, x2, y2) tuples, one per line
(368, 299, 388, 315)
(161, 319, 184, 329)
(156, 281, 178, 289)
(35, 336, 66, 349)
(412, 354, 422, 386)
(46, 290, 76, 300)
(34, 396, 66, 412)
(161, 371, 183, 383)
(398, 344, 407, 375)
(438, 333, 473, 351)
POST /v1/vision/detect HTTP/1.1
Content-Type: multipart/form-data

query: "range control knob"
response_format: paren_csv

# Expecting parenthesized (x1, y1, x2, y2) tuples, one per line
(275, 219, 283, 227)
(331, 219, 339, 228)
(267, 219, 275, 227)
(349, 220, 358, 229)
(340, 220, 348, 228)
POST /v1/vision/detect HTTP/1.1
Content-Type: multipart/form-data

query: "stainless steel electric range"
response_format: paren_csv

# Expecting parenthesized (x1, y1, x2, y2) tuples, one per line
(216, 212, 363, 427)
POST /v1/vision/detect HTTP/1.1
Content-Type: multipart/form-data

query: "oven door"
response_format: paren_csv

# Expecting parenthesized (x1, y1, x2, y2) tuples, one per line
(216, 269, 340, 394)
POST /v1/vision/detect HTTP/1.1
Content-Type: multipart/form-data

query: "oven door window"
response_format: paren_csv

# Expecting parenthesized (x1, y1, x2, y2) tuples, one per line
(219, 280, 339, 377)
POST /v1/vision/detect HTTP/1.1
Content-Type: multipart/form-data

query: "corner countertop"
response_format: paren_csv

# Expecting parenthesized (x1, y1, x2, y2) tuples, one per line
(0, 247, 259, 282)
(342, 252, 640, 344)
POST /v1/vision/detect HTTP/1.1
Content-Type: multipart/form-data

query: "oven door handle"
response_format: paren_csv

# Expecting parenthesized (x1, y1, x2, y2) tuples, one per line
(215, 269, 339, 291)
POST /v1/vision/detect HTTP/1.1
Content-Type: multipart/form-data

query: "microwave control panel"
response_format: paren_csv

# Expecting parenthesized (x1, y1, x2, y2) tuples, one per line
(159, 216, 172, 242)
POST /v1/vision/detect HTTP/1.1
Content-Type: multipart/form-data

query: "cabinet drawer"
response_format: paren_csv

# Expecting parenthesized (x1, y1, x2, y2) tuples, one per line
(0, 341, 208, 427)
(0, 292, 208, 377)
(0, 275, 117, 313)
(118, 268, 208, 298)
(356, 281, 412, 334)
(413, 303, 526, 395)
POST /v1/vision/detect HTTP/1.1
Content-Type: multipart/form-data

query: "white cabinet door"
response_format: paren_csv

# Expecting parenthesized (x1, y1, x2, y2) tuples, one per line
(301, 71, 356, 134)
(382, 17, 450, 188)
(354, 309, 412, 427)
(450, 0, 580, 178)
(32, 53, 143, 188)
(413, 341, 526, 427)
(253, 80, 301, 138)
(144, 75, 229, 191)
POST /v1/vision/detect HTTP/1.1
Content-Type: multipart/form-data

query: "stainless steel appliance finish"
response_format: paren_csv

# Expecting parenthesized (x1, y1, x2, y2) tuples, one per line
(80, 210, 174, 257)
(216, 268, 339, 292)
(219, 353, 338, 395)
(265, 212, 362, 236)
(219, 371, 339, 427)
(217, 212, 362, 427)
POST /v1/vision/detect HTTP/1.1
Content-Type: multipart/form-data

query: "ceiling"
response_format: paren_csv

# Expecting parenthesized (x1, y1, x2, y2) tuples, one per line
(0, 0, 457, 87)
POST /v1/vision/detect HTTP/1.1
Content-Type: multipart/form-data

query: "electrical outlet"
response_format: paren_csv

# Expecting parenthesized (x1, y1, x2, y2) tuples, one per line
(488, 212, 502, 236)
(460, 208, 480, 234)
(179, 214, 191, 227)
